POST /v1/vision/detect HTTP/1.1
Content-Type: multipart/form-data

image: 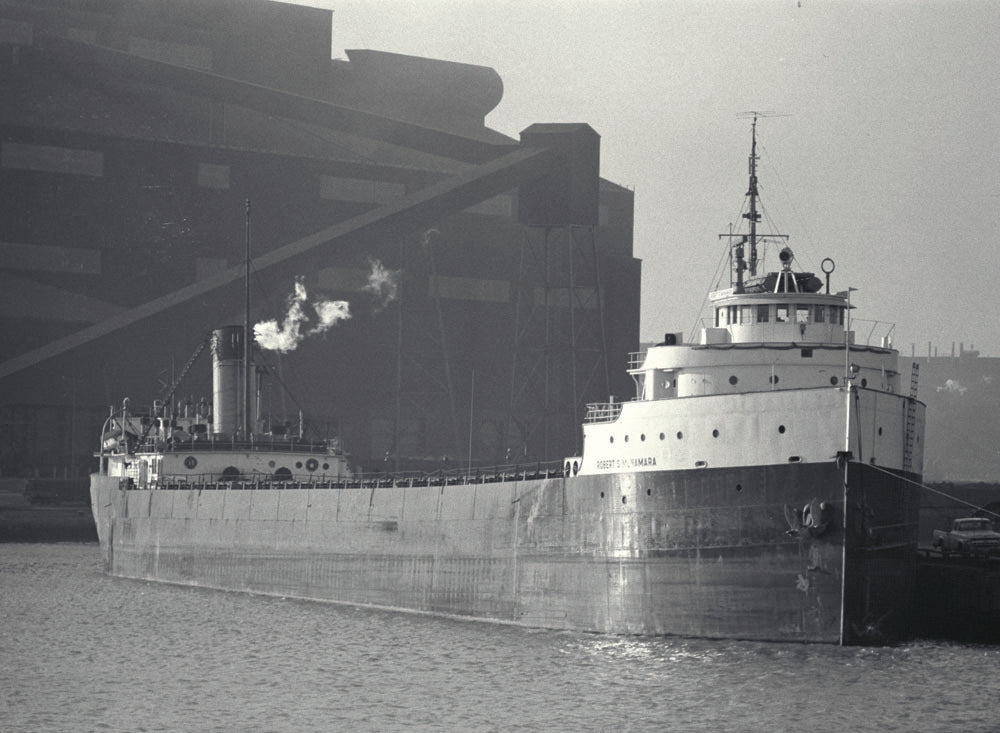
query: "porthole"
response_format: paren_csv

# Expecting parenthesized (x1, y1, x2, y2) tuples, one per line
(322, 463, 330, 470)
(600, 491, 605, 498)
(735, 483, 743, 492)
(695, 460, 707, 468)
(878, 427, 883, 436)
(788, 456, 802, 463)
(624, 435, 630, 443)
(778, 425, 786, 434)
(640, 433, 646, 442)
(729, 375, 738, 385)
(622, 496, 627, 504)
(646, 488, 651, 496)
(267, 460, 276, 468)
(861, 378, 868, 387)
(769, 374, 780, 385)
(183, 456, 198, 469)
(295, 461, 303, 469)
(712, 429, 719, 438)
(609, 436, 614, 444)
(676, 431, 683, 439)
(830, 376, 839, 386)
(306, 458, 319, 472)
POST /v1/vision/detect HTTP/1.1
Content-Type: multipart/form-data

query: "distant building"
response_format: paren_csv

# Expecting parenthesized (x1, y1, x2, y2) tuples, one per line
(0, 0, 639, 477)
(912, 345, 1000, 482)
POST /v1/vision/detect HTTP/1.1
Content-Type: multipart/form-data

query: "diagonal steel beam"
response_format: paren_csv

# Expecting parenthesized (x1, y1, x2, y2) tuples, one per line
(0, 145, 555, 379)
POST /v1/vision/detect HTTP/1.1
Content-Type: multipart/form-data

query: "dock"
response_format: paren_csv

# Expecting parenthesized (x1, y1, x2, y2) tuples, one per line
(0, 479, 97, 543)
(914, 548, 1000, 643)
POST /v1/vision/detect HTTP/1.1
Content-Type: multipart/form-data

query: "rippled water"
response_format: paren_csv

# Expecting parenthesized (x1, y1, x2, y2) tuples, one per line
(2, 544, 998, 732)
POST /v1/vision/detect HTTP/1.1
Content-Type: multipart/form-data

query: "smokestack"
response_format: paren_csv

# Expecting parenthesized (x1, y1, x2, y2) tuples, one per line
(212, 326, 257, 436)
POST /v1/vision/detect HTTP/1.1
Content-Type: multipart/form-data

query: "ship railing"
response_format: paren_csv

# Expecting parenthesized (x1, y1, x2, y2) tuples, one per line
(627, 349, 648, 369)
(126, 460, 568, 491)
(134, 434, 337, 455)
(584, 402, 624, 423)
(851, 319, 896, 348)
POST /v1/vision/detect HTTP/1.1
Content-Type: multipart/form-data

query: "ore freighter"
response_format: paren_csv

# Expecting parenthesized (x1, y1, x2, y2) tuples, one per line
(90, 117, 925, 644)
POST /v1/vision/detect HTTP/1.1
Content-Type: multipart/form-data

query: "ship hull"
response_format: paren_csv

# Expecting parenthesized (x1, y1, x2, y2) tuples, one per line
(90, 460, 919, 643)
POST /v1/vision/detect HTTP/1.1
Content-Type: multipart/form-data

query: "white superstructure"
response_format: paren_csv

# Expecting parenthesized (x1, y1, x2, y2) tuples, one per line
(571, 115, 923, 479)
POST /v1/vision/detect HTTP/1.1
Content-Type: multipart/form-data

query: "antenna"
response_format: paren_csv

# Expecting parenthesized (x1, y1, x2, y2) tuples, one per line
(746, 113, 761, 275)
(736, 110, 791, 121)
(719, 112, 791, 288)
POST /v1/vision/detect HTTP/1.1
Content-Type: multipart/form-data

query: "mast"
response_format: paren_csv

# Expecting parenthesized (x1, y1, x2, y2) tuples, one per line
(744, 114, 762, 276)
(719, 112, 789, 291)
(243, 198, 252, 439)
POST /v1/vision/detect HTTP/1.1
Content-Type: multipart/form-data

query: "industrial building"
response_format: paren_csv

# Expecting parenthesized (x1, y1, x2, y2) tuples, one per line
(913, 346, 1000, 482)
(0, 0, 639, 477)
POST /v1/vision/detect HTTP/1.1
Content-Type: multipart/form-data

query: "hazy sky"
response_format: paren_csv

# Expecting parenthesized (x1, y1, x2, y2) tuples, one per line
(302, 0, 999, 358)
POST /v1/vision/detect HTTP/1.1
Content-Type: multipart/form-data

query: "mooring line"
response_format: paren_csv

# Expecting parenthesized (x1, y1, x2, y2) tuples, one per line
(867, 462, 1000, 520)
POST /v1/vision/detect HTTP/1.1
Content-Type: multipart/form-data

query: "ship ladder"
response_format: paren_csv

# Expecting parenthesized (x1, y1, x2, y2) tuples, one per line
(903, 362, 919, 473)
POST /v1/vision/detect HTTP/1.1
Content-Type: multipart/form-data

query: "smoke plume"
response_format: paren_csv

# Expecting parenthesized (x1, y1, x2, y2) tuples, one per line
(364, 258, 400, 311)
(254, 260, 400, 353)
(254, 279, 350, 353)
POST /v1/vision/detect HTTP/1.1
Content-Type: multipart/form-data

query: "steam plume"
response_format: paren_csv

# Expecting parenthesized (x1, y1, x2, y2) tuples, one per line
(421, 228, 440, 247)
(364, 258, 400, 311)
(254, 260, 400, 353)
(254, 280, 350, 353)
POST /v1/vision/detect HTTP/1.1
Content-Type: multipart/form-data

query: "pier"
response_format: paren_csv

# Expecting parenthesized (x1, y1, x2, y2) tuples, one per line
(913, 549, 1000, 643)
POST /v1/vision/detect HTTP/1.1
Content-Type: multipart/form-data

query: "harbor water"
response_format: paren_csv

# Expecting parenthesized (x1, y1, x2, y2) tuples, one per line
(2, 544, 997, 733)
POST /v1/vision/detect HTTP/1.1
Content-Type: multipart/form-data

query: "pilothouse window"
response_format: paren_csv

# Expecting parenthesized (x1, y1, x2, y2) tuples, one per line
(796, 306, 810, 324)
(776, 305, 789, 323)
(757, 304, 769, 322)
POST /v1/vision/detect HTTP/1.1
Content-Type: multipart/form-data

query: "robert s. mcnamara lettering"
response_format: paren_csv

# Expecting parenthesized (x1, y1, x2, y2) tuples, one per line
(594, 457, 657, 471)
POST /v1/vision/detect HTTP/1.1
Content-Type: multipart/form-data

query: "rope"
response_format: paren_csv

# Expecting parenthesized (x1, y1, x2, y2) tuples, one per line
(867, 462, 1000, 520)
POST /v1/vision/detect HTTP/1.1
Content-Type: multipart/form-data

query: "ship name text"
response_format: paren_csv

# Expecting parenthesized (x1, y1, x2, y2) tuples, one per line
(595, 456, 657, 470)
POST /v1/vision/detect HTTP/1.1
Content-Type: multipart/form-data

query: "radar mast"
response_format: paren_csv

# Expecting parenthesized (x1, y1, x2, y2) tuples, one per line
(719, 112, 789, 293)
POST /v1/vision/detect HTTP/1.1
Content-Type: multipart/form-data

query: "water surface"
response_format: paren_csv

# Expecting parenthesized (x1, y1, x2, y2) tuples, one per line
(2, 544, 996, 732)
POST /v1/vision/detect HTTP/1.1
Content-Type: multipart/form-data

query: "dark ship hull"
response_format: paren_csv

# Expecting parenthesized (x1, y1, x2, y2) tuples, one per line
(90, 459, 919, 644)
